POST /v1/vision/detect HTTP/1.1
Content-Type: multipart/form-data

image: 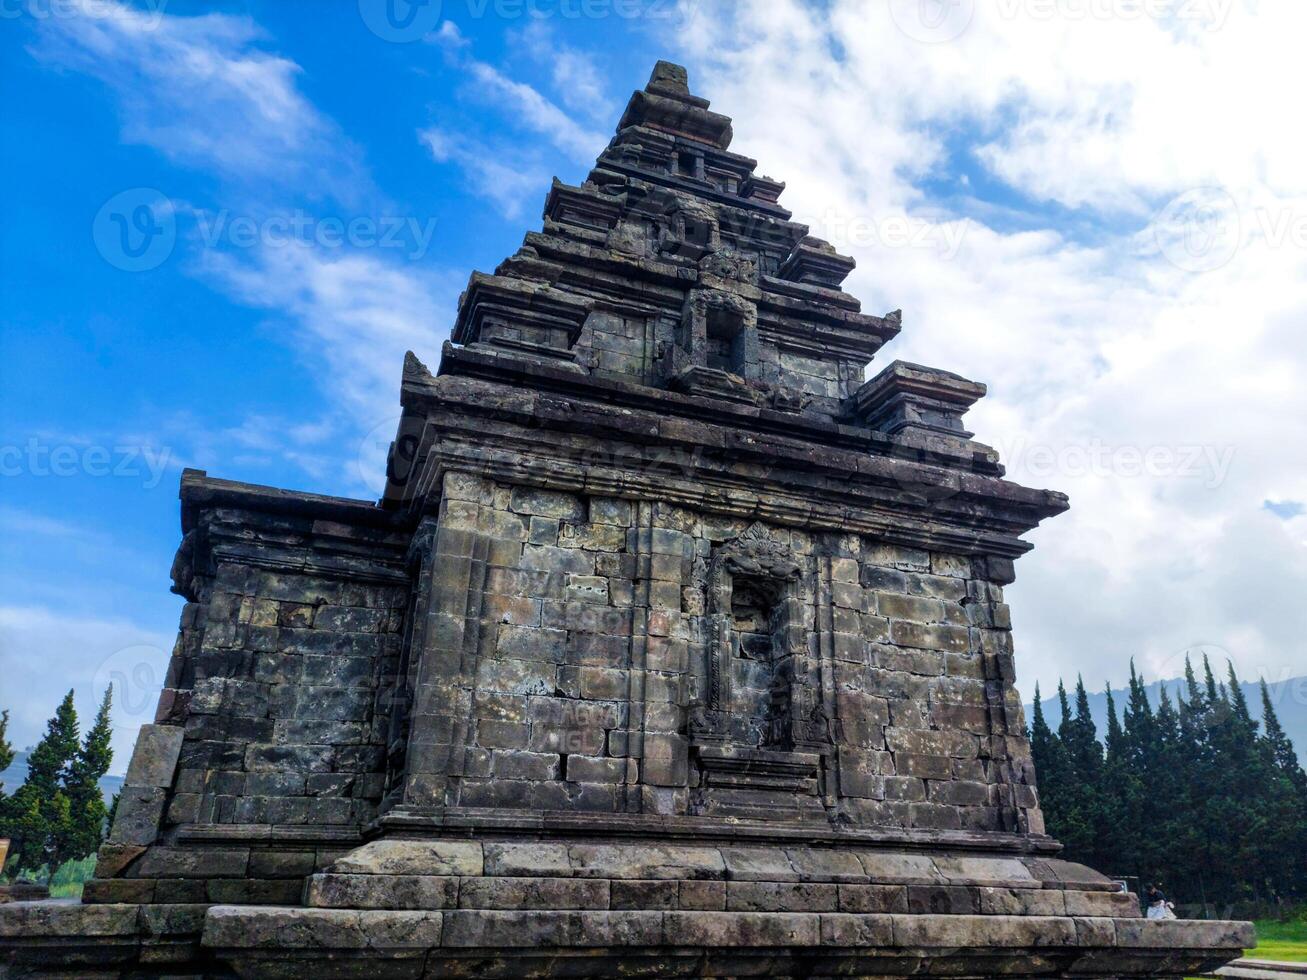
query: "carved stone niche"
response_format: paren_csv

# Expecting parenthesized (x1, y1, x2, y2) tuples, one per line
(663, 287, 764, 405)
(689, 524, 830, 820)
(451, 271, 590, 366)
(845, 359, 989, 456)
(656, 196, 719, 260)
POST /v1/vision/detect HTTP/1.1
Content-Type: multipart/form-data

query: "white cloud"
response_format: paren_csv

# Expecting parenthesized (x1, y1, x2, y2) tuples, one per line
(419, 127, 547, 220)
(414, 30, 613, 228)
(29, 0, 369, 203)
(671, 0, 1307, 692)
(0, 605, 174, 776)
(463, 61, 606, 163)
(511, 21, 614, 122)
(30, 1, 454, 495)
(424, 19, 608, 205)
(197, 241, 455, 489)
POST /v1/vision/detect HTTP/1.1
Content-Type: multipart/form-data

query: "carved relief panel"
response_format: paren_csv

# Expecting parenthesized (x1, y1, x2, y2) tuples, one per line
(687, 524, 831, 819)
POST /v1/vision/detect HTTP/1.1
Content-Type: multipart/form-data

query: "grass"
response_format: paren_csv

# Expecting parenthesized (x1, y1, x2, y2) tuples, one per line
(1, 854, 96, 900)
(1186, 914, 1307, 978)
(1247, 914, 1307, 962)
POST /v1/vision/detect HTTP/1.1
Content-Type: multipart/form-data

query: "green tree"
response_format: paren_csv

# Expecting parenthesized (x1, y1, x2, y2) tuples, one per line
(1048, 681, 1097, 859)
(1260, 680, 1307, 794)
(3, 691, 79, 875)
(0, 710, 14, 776)
(1029, 684, 1074, 844)
(1098, 685, 1143, 878)
(61, 689, 113, 864)
(1036, 666, 1306, 908)
(1256, 680, 1307, 901)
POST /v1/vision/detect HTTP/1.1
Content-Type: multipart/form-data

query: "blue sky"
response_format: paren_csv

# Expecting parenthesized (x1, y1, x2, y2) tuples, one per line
(3, 0, 1305, 772)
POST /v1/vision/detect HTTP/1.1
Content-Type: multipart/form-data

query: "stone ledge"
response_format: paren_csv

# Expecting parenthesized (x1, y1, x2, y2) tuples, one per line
(0, 902, 208, 974)
(379, 804, 1065, 852)
(4, 901, 1249, 978)
(203, 906, 1254, 958)
(303, 871, 1139, 917)
(315, 839, 1116, 895)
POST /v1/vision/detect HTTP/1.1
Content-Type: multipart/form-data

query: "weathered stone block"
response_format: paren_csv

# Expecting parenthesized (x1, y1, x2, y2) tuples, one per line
(330, 840, 483, 877)
(306, 873, 459, 910)
(483, 842, 573, 877)
(108, 786, 168, 845)
(567, 843, 724, 880)
(124, 724, 185, 788)
(663, 911, 820, 947)
(441, 909, 663, 948)
(132, 846, 250, 879)
(459, 876, 609, 910)
(727, 880, 838, 912)
(611, 879, 679, 910)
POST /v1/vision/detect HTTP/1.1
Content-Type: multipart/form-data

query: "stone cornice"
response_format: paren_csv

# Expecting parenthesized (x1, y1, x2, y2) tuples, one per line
(175, 470, 412, 596)
(375, 806, 1063, 855)
(394, 353, 1068, 558)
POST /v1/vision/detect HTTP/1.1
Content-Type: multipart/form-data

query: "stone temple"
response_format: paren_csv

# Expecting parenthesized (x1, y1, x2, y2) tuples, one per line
(1, 62, 1250, 978)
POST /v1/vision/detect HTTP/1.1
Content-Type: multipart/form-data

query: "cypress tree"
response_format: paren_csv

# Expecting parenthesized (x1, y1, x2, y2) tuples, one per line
(1184, 655, 1205, 712)
(1052, 680, 1097, 860)
(1259, 680, 1307, 793)
(1099, 685, 1141, 877)
(1226, 663, 1253, 728)
(1066, 677, 1103, 775)
(1031, 669, 1306, 907)
(5, 691, 79, 874)
(1030, 685, 1077, 851)
(61, 689, 113, 864)
(1104, 687, 1125, 763)
(1257, 680, 1307, 900)
(1202, 654, 1220, 706)
(0, 710, 14, 776)
(1150, 684, 1185, 885)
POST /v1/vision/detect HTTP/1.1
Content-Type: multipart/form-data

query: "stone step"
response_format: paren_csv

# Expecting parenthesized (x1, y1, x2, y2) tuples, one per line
(201, 907, 1254, 979)
(1213, 960, 1307, 979)
(303, 871, 1133, 917)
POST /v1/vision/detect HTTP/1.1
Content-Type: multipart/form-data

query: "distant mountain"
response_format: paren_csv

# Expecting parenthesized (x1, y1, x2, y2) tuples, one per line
(1026, 675, 1307, 767)
(0, 751, 125, 803)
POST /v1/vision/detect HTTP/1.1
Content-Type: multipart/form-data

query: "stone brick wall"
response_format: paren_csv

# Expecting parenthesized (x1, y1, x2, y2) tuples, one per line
(414, 470, 1039, 833)
(90, 476, 412, 901)
(174, 563, 403, 827)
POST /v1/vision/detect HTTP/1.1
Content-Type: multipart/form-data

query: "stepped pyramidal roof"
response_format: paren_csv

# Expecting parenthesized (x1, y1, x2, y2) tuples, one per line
(385, 60, 1068, 561)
